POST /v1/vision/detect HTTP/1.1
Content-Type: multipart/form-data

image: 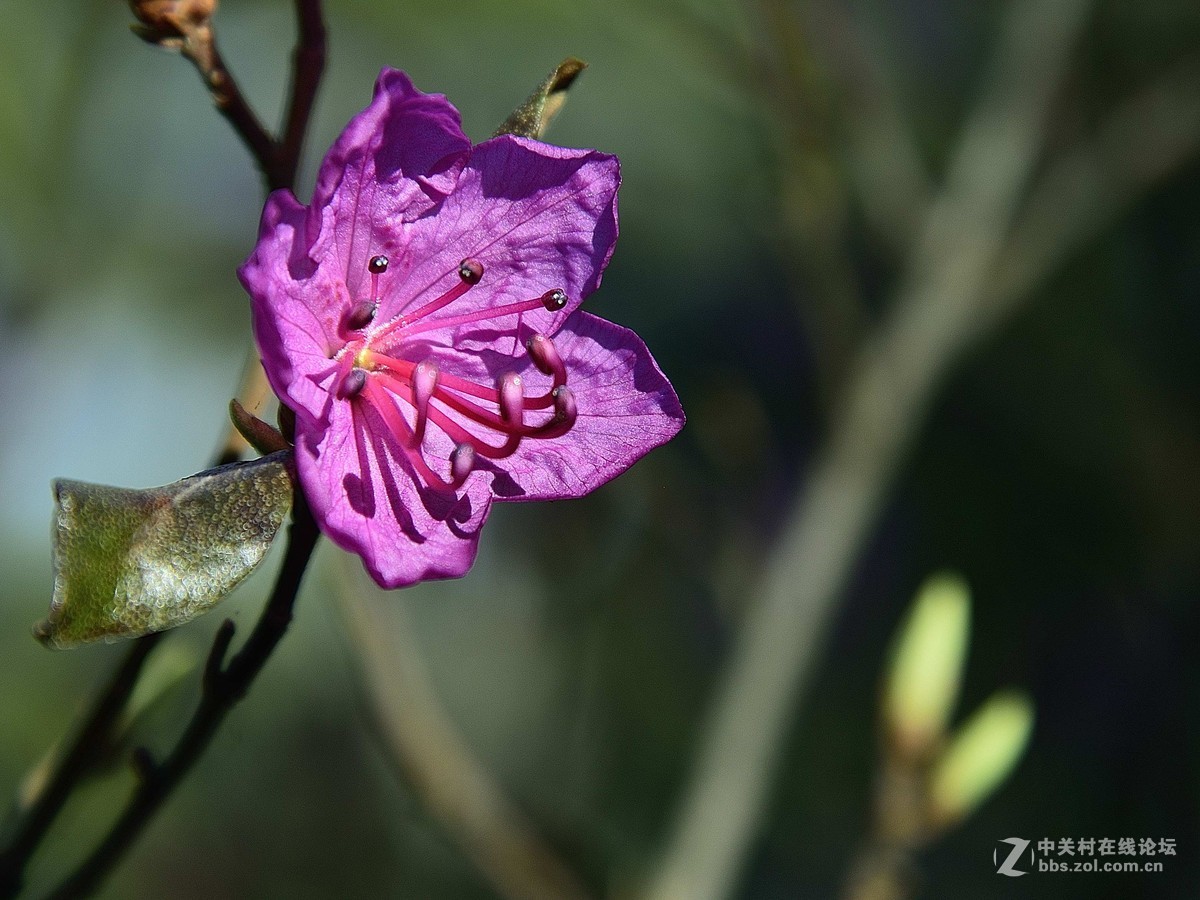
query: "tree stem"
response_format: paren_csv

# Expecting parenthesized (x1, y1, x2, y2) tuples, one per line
(0, 3, 326, 896)
(0, 635, 162, 898)
(44, 495, 319, 900)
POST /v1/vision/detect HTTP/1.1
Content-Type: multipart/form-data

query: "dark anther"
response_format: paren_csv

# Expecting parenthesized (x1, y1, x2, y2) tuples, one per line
(459, 258, 484, 285)
(451, 443, 477, 483)
(552, 385, 578, 424)
(498, 372, 524, 424)
(525, 333, 565, 379)
(540, 289, 567, 311)
(368, 255, 389, 274)
(344, 299, 378, 331)
(339, 368, 368, 399)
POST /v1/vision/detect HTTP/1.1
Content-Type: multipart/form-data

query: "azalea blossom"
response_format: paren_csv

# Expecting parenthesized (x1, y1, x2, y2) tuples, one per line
(239, 68, 684, 588)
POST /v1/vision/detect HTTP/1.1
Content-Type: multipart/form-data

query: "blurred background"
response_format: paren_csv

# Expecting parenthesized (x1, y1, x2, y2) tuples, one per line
(2, 0, 1199, 897)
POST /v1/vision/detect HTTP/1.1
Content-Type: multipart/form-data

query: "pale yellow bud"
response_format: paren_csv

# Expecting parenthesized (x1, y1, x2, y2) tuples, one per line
(928, 691, 1035, 830)
(883, 573, 971, 760)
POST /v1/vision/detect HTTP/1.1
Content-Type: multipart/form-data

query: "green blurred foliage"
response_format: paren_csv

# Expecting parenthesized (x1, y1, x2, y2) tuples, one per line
(1, 0, 1199, 897)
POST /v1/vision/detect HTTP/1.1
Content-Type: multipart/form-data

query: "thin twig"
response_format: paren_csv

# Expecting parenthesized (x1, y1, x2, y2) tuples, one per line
(0, 635, 162, 898)
(642, 1, 1097, 897)
(177, 22, 277, 188)
(275, 0, 327, 192)
(44, 495, 320, 900)
(0, 3, 328, 894)
(336, 567, 594, 900)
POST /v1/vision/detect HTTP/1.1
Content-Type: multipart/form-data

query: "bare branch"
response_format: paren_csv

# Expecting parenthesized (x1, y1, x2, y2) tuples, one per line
(642, 1, 1098, 897)
(337, 570, 594, 900)
(44, 496, 320, 900)
(0, 634, 163, 898)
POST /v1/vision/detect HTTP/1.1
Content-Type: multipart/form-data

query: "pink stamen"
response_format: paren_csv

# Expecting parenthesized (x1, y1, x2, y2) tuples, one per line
(527, 333, 565, 380)
(368, 366, 521, 460)
(368, 353, 415, 380)
(366, 259, 483, 348)
(400, 275, 475, 324)
(367, 255, 388, 306)
(393, 258, 483, 326)
(423, 403, 522, 459)
(362, 375, 418, 449)
(335, 256, 578, 491)
(358, 362, 578, 478)
(524, 334, 566, 409)
(539, 386, 578, 439)
(431, 383, 574, 439)
(361, 378, 461, 491)
(410, 360, 438, 445)
(397, 295, 551, 339)
(498, 373, 524, 425)
(371, 352, 498, 402)
(368, 345, 573, 444)
(450, 443, 477, 483)
(429, 387, 513, 434)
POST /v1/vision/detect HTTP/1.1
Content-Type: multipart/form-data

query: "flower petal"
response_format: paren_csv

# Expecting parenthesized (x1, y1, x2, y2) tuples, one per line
(240, 69, 473, 424)
(371, 136, 620, 356)
(294, 397, 493, 589)
(310, 68, 472, 301)
(240, 189, 346, 422)
(242, 68, 684, 592)
(413, 311, 683, 501)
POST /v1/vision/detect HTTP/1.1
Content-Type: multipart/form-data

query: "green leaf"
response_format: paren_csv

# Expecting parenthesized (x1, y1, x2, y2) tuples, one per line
(36, 451, 295, 648)
(495, 57, 588, 139)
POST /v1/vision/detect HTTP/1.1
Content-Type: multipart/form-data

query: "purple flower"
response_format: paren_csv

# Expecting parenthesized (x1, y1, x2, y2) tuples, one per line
(239, 69, 684, 588)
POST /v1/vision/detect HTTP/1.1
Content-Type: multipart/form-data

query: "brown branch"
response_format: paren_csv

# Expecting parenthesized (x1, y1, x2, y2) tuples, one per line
(0, 634, 163, 898)
(44, 495, 320, 900)
(176, 22, 278, 188)
(0, 3, 329, 895)
(275, 0, 327, 192)
(132, 0, 326, 192)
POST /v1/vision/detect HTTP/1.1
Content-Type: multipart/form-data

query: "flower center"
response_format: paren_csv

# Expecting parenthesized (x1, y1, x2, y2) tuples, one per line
(334, 254, 576, 492)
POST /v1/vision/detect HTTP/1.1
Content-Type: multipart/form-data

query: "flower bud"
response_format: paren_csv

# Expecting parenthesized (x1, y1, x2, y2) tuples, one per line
(129, 0, 216, 44)
(928, 691, 1034, 830)
(883, 573, 971, 762)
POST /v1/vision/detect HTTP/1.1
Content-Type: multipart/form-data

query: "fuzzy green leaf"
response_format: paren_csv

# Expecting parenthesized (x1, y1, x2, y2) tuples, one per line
(495, 57, 588, 139)
(37, 451, 294, 648)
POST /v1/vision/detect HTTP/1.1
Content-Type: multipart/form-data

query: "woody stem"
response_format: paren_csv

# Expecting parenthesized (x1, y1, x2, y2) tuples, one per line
(0, 3, 328, 896)
(44, 494, 321, 900)
(0, 634, 163, 898)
